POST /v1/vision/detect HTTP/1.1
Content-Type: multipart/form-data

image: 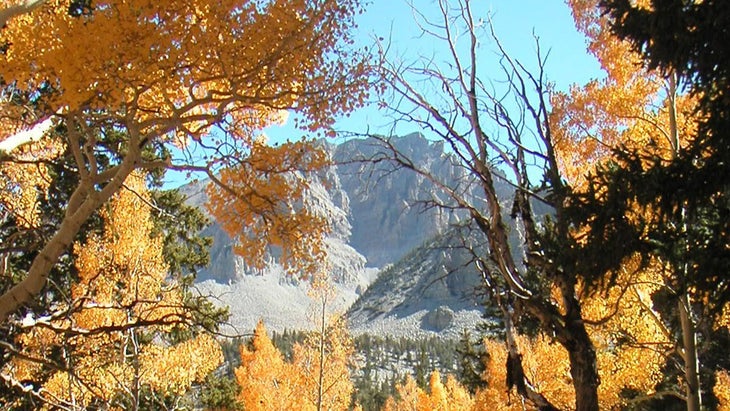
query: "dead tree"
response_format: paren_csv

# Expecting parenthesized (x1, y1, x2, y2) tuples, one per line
(370, 1, 601, 409)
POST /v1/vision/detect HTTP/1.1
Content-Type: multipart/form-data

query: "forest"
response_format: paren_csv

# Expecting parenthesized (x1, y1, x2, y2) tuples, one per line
(0, 0, 728, 410)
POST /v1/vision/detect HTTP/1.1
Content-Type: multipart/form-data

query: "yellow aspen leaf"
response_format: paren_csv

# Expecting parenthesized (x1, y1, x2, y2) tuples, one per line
(3, 172, 223, 408)
(715, 371, 730, 411)
(235, 320, 304, 411)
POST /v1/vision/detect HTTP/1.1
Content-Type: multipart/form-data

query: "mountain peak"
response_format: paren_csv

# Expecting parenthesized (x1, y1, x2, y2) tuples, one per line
(188, 132, 498, 335)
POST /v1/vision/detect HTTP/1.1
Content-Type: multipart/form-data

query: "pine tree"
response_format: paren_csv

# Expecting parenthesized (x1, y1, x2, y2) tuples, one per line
(456, 329, 487, 394)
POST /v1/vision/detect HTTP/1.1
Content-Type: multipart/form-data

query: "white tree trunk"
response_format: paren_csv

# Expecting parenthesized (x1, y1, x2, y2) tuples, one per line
(668, 74, 702, 411)
(0, 0, 47, 27)
(0, 116, 57, 154)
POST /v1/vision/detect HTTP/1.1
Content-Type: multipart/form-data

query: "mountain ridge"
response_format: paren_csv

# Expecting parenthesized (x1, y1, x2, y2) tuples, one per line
(189, 133, 510, 336)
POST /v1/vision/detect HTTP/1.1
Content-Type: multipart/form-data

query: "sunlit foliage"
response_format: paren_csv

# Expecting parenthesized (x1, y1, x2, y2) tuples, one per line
(3, 173, 222, 408)
(0, 0, 370, 320)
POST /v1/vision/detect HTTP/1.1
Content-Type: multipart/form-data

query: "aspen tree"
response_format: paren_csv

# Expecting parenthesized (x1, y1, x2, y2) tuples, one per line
(0, 0, 370, 321)
(4, 173, 223, 409)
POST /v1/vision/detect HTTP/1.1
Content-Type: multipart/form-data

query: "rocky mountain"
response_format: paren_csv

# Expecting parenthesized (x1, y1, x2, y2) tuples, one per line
(347, 226, 490, 339)
(180, 155, 366, 285)
(332, 133, 464, 268)
(189, 133, 517, 336)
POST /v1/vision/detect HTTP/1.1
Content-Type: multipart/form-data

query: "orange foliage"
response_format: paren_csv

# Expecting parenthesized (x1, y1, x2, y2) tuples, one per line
(384, 371, 473, 411)
(715, 371, 730, 411)
(5, 173, 223, 408)
(383, 375, 428, 411)
(472, 315, 663, 410)
(0, 135, 64, 228)
(206, 140, 331, 276)
(551, 0, 698, 188)
(717, 303, 730, 331)
(235, 320, 303, 410)
(72, 173, 179, 329)
(0, 0, 370, 133)
(580, 258, 668, 406)
(473, 337, 573, 411)
(235, 314, 356, 411)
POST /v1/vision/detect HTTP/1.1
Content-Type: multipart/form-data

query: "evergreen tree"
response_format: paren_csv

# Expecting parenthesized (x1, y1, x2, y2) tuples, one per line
(414, 349, 429, 389)
(456, 329, 487, 393)
(597, 0, 730, 322)
(200, 373, 242, 410)
(568, 2, 730, 409)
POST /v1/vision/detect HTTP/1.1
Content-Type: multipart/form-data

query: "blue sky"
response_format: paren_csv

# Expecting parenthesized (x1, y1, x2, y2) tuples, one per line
(165, 1, 602, 187)
(263, 0, 601, 144)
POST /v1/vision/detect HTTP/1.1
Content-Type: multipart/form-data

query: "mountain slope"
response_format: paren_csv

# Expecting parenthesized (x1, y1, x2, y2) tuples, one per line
(187, 133, 518, 335)
(347, 226, 490, 338)
(332, 133, 466, 268)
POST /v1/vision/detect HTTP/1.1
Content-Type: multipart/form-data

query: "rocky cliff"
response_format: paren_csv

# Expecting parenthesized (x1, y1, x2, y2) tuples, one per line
(189, 133, 519, 336)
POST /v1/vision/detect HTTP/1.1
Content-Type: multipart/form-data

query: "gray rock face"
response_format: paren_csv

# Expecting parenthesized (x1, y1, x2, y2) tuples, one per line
(346, 226, 486, 327)
(183, 133, 524, 335)
(192, 149, 366, 285)
(194, 133, 473, 283)
(333, 133, 470, 268)
(422, 306, 455, 331)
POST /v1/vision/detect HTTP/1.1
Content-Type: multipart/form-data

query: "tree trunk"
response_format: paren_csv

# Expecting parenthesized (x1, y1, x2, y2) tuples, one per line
(562, 282, 600, 411)
(0, 116, 57, 154)
(317, 298, 326, 411)
(501, 302, 560, 411)
(0, 198, 93, 320)
(478, 162, 601, 410)
(679, 296, 701, 411)
(566, 325, 600, 411)
(669, 75, 702, 411)
(0, 146, 140, 321)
